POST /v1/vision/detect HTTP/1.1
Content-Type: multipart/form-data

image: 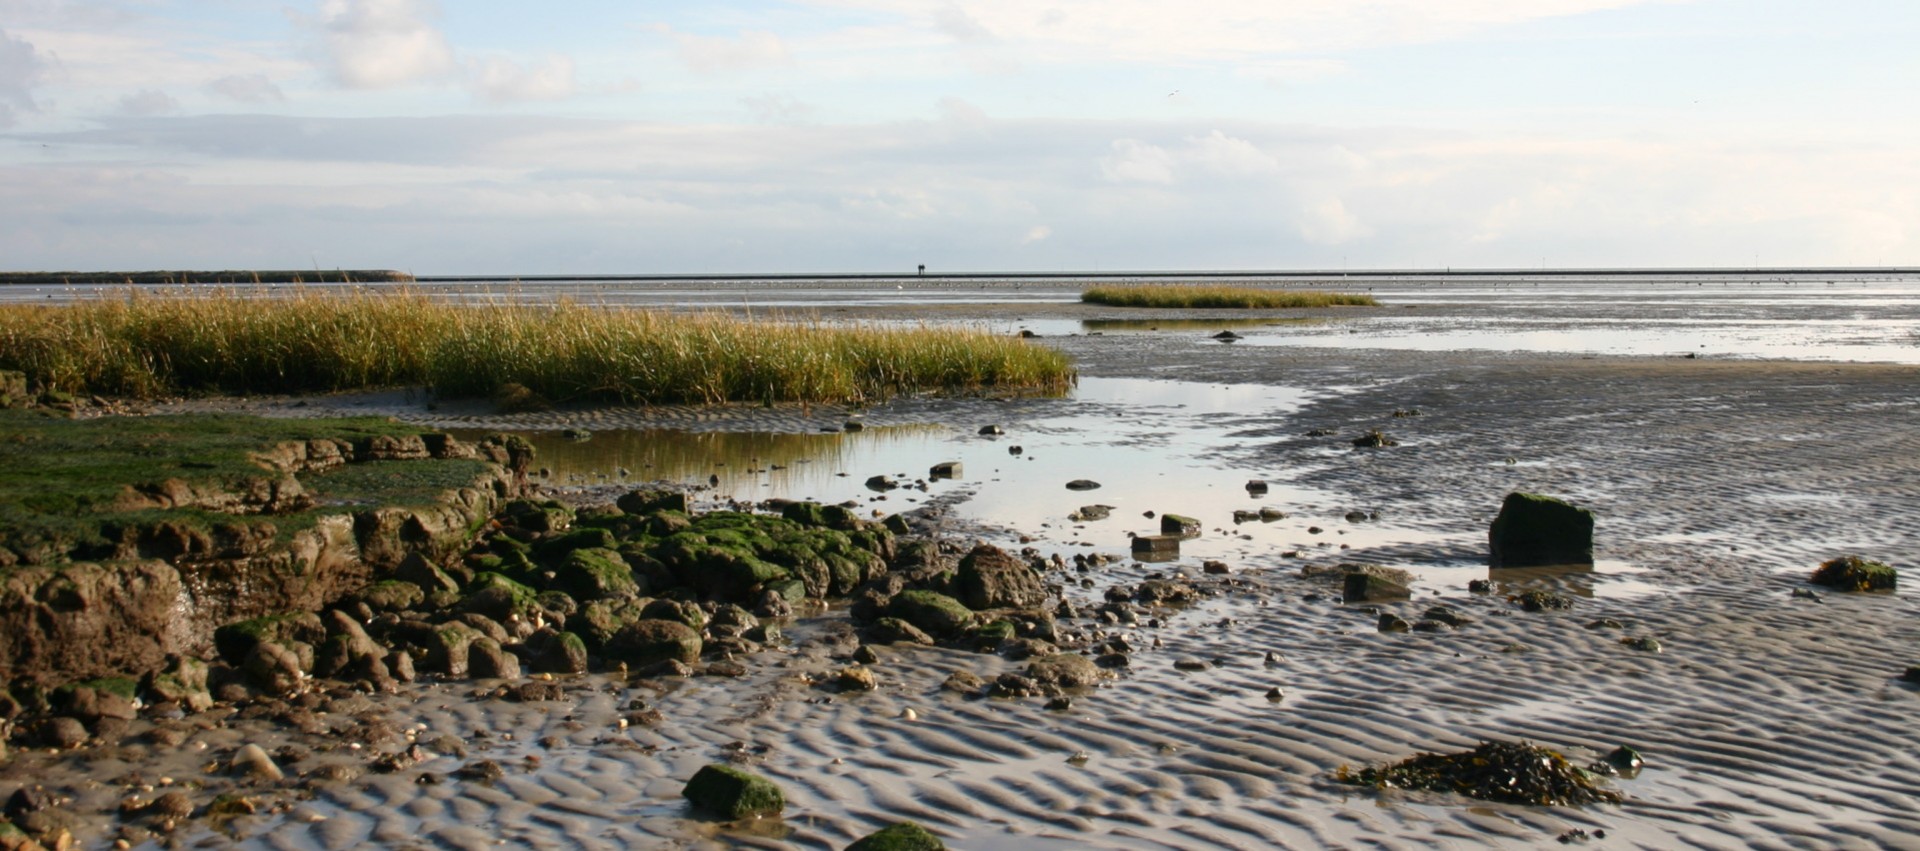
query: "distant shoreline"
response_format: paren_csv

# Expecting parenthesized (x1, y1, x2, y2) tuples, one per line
(0, 270, 413, 285)
(1, 266, 1915, 287)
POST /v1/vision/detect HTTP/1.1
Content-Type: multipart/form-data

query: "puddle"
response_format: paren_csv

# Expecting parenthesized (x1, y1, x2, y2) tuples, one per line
(458, 377, 1676, 598)
(1239, 316, 1920, 364)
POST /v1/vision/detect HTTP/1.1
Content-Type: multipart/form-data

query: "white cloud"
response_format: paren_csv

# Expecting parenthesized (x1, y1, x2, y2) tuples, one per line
(206, 73, 285, 104)
(1295, 196, 1367, 245)
(1099, 138, 1177, 184)
(742, 93, 815, 124)
(1021, 224, 1051, 243)
(0, 28, 47, 127)
(467, 54, 575, 103)
(114, 88, 178, 116)
(670, 29, 793, 74)
(933, 4, 995, 42)
(310, 0, 455, 89)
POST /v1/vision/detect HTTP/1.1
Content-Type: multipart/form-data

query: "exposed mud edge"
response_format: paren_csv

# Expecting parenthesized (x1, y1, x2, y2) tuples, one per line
(0, 434, 534, 685)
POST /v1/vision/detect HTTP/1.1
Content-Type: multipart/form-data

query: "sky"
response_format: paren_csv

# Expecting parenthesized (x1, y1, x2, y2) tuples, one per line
(1, 0, 1916, 275)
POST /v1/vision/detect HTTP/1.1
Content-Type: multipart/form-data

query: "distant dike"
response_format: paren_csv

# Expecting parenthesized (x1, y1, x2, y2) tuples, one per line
(0, 270, 413, 285)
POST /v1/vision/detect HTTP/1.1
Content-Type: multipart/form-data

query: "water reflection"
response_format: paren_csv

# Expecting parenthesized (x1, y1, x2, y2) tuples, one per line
(1489, 563, 1600, 598)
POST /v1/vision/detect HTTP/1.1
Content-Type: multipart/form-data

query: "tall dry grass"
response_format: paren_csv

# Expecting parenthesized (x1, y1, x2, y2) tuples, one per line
(1081, 284, 1378, 309)
(0, 288, 1075, 405)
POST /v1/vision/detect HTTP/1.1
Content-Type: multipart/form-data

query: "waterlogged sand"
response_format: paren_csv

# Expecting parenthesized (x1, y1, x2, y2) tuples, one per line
(20, 298, 1920, 849)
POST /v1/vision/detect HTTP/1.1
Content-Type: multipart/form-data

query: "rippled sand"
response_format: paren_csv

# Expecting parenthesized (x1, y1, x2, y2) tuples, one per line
(24, 300, 1920, 849)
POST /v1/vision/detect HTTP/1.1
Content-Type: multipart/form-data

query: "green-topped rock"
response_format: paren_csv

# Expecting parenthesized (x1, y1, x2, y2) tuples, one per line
(617, 488, 688, 515)
(682, 763, 785, 819)
(573, 597, 650, 647)
(1488, 492, 1595, 568)
(533, 527, 618, 562)
(1160, 513, 1202, 537)
(888, 590, 974, 638)
(847, 821, 946, 850)
(460, 572, 540, 621)
(1810, 555, 1897, 592)
(1343, 571, 1410, 602)
(556, 547, 641, 601)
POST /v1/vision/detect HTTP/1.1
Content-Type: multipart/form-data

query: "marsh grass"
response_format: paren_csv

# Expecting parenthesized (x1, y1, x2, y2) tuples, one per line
(0, 288, 1075, 404)
(1081, 284, 1378, 309)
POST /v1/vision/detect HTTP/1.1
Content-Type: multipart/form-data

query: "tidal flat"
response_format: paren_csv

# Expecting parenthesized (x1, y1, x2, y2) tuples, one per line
(1, 274, 1917, 849)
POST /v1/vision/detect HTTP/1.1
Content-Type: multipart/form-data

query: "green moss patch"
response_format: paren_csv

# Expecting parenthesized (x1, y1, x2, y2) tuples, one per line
(1811, 555, 1897, 592)
(1341, 740, 1622, 807)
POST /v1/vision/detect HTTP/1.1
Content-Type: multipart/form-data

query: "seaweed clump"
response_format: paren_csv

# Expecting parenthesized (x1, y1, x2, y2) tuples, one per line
(1341, 740, 1622, 807)
(1810, 555, 1896, 592)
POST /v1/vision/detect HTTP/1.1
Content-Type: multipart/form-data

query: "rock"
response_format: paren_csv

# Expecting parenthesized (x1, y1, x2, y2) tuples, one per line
(847, 821, 947, 850)
(642, 598, 708, 631)
(887, 591, 974, 638)
(455, 760, 506, 785)
(1212, 330, 1242, 341)
(941, 670, 985, 694)
(1377, 613, 1411, 633)
(39, 716, 88, 748)
(1259, 507, 1286, 521)
(1071, 505, 1113, 522)
(1621, 636, 1663, 653)
(1902, 666, 1920, 684)
(555, 548, 640, 602)
(929, 461, 962, 479)
(145, 657, 213, 712)
(1344, 572, 1411, 602)
(1131, 535, 1181, 556)
(386, 650, 416, 683)
(1422, 606, 1473, 627)
(526, 630, 588, 675)
(1587, 618, 1625, 630)
(1065, 480, 1101, 491)
(230, 743, 284, 780)
(1008, 445, 1023, 455)
(1135, 579, 1196, 605)
(396, 553, 461, 596)
(616, 489, 688, 515)
(852, 644, 880, 664)
(460, 573, 540, 622)
(682, 764, 785, 819)
(243, 641, 305, 695)
(978, 425, 1005, 436)
(865, 475, 900, 491)
(837, 666, 878, 692)
(955, 543, 1049, 610)
(1351, 430, 1397, 448)
(1516, 590, 1574, 612)
(604, 619, 702, 667)
(1026, 653, 1106, 688)
(1245, 480, 1269, 495)
(1810, 555, 1897, 592)
(421, 623, 481, 677)
(1173, 658, 1211, 671)
(1266, 687, 1284, 702)
(1488, 492, 1595, 568)
(146, 790, 194, 820)
(867, 617, 935, 646)
(1202, 560, 1231, 575)
(1468, 579, 1493, 594)
(468, 637, 521, 679)
(1159, 514, 1201, 537)
(843, 420, 865, 432)
(1232, 510, 1259, 523)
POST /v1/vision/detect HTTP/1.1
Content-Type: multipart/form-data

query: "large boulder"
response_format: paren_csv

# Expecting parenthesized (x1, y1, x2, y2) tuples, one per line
(954, 543, 1048, 610)
(554, 547, 641, 601)
(682, 763, 785, 819)
(1488, 492, 1594, 568)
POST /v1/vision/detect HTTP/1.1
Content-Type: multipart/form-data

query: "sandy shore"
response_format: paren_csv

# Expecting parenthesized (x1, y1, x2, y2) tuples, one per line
(8, 303, 1920, 849)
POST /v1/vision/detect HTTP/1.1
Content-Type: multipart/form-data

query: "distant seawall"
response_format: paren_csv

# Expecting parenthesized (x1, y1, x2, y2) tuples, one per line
(0, 270, 414, 286)
(415, 266, 1920, 284)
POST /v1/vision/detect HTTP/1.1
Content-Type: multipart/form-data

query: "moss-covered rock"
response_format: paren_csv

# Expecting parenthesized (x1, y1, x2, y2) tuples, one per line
(501, 498, 573, 535)
(1160, 514, 1202, 537)
(682, 763, 785, 819)
(573, 597, 651, 647)
(866, 617, 935, 646)
(555, 547, 641, 601)
(847, 821, 947, 851)
(423, 622, 482, 676)
(1810, 555, 1897, 592)
(1488, 492, 1595, 568)
(533, 527, 619, 563)
(460, 572, 539, 622)
(641, 598, 707, 631)
(1026, 652, 1106, 688)
(1342, 740, 1621, 806)
(213, 612, 324, 665)
(888, 590, 975, 638)
(604, 619, 702, 667)
(533, 631, 589, 674)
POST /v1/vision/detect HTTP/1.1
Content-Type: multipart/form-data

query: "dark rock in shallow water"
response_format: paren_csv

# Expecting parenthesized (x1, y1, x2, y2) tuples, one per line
(1377, 613, 1411, 633)
(1351, 430, 1398, 448)
(928, 461, 962, 479)
(682, 764, 785, 819)
(1131, 535, 1181, 556)
(1160, 514, 1201, 537)
(887, 590, 974, 638)
(1809, 555, 1897, 592)
(603, 619, 701, 667)
(865, 475, 900, 491)
(1516, 589, 1574, 612)
(1488, 492, 1595, 568)
(1065, 479, 1101, 491)
(1344, 572, 1411, 603)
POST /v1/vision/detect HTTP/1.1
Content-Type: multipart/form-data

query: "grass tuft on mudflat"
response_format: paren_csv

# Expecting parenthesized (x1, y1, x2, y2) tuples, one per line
(0, 288, 1075, 405)
(1081, 284, 1377, 309)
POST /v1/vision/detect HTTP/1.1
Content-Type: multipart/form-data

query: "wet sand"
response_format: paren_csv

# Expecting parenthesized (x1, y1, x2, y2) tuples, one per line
(14, 297, 1920, 849)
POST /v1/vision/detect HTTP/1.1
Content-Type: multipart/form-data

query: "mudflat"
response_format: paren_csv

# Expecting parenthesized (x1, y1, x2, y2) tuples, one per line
(6, 288, 1919, 849)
